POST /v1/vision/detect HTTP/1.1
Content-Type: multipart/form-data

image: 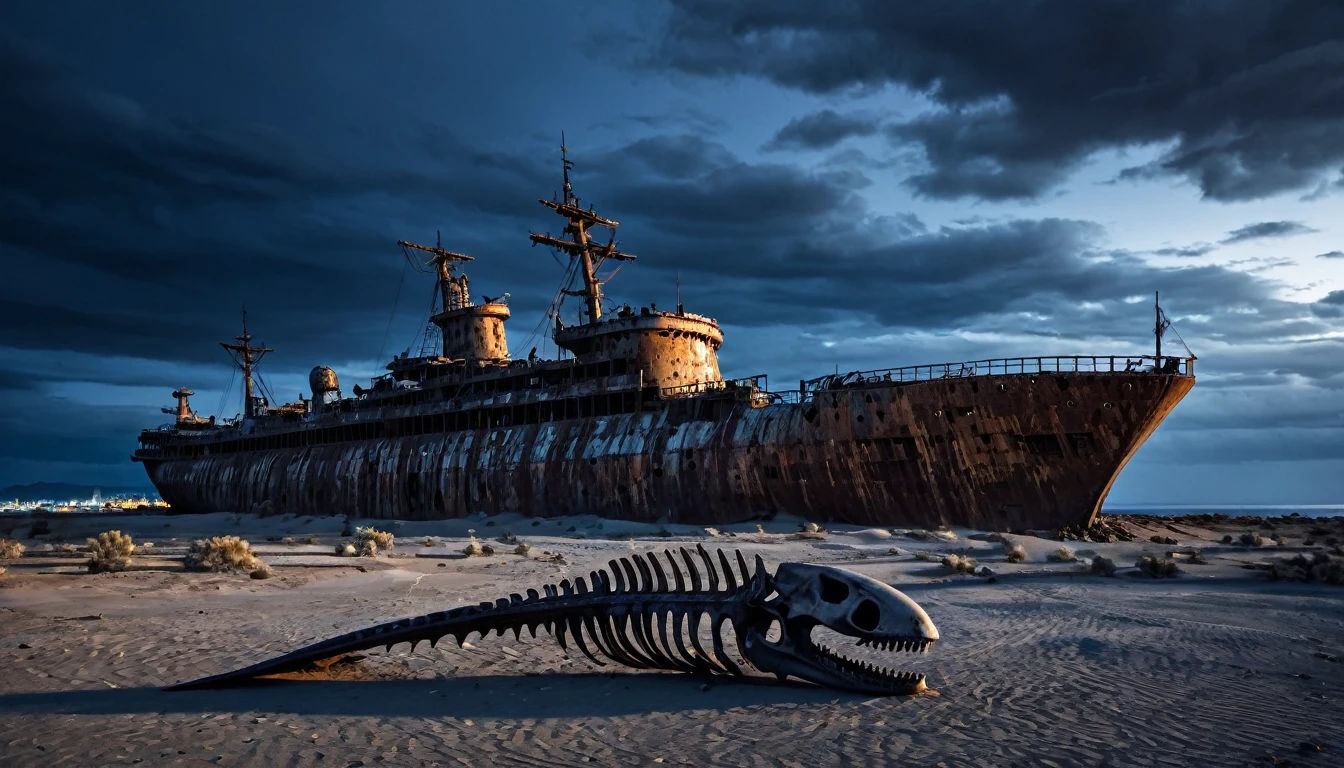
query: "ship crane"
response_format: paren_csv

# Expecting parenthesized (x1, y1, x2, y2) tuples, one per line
(529, 135, 635, 324)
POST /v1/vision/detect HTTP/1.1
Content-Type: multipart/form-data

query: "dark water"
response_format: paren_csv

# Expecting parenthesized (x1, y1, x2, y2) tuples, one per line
(1103, 504, 1343, 519)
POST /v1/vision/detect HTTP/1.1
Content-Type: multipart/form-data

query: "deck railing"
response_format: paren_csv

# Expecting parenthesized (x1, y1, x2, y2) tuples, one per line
(801, 354, 1195, 396)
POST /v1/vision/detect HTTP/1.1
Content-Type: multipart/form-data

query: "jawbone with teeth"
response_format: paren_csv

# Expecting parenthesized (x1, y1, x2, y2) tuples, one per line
(165, 546, 938, 697)
(741, 562, 939, 695)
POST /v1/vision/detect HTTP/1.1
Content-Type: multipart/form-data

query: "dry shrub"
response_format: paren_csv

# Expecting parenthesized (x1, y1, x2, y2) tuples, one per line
(422, 537, 437, 547)
(1137, 556, 1180, 578)
(1048, 546, 1076, 563)
(281, 537, 297, 546)
(250, 566, 274, 580)
(941, 554, 977, 574)
(355, 526, 394, 555)
(0, 539, 24, 560)
(0, 567, 5, 575)
(307, 536, 321, 545)
(1269, 552, 1344, 585)
(1004, 543, 1028, 563)
(184, 536, 262, 572)
(58, 542, 78, 554)
(914, 551, 940, 562)
(463, 529, 496, 557)
(1221, 534, 1233, 544)
(87, 530, 135, 573)
(1150, 535, 1178, 545)
(1240, 532, 1264, 547)
(513, 542, 532, 556)
(335, 543, 357, 557)
(496, 531, 518, 545)
(1090, 555, 1117, 577)
(801, 520, 822, 534)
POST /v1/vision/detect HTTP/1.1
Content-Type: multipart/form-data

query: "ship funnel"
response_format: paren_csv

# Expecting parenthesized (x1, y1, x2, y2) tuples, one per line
(309, 366, 341, 412)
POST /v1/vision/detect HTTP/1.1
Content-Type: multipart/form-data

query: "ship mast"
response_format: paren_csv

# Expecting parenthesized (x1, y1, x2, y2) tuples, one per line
(1155, 291, 1167, 361)
(529, 136, 635, 324)
(220, 309, 273, 419)
(398, 232, 475, 312)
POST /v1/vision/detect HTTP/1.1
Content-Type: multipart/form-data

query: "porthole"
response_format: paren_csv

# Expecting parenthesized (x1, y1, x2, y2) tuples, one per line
(1066, 399, 1076, 407)
(1103, 402, 1113, 409)
(856, 414, 865, 422)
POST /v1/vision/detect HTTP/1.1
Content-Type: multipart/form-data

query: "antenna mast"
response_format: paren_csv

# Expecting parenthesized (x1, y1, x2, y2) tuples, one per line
(1154, 291, 1164, 361)
(219, 308, 274, 419)
(529, 135, 636, 324)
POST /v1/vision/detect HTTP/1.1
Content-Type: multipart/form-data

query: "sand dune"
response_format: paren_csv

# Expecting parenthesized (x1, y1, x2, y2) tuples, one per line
(2, 513, 1341, 766)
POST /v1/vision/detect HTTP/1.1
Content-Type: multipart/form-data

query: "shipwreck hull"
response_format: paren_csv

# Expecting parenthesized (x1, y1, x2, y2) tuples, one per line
(141, 370, 1193, 530)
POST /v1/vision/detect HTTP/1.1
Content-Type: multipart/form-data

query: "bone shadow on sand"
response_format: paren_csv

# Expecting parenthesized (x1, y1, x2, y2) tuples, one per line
(0, 673, 868, 719)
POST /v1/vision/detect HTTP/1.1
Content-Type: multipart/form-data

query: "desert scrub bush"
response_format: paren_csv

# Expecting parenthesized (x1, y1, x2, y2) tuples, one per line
(1221, 534, 1233, 544)
(1269, 552, 1344, 585)
(513, 542, 532, 556)
(307, 536, 320, 545)
(463, 530, 496, 557)
(1048, 546, 1076, 563)
(941, 554, 978, 574)
(1240, 532, 1264, 547)
(355, 526, 394, 555)
(1150, 535, 1178, 545)
(87, 530, 135, 573)
(913, 551, 940, 563)
(422, 537, 437, 547)
(58, 542, 78, 554)
(281, 537, 297, 546)
(1137, 556, 1180, 578)
(1089, 555, 1117, 577)
(496, 531, 518, 545)
(1004, 543, 1028, 563)
(183, 536, 263, 572)
(335, 543, 357, 557)
(0, 539, 24, 560)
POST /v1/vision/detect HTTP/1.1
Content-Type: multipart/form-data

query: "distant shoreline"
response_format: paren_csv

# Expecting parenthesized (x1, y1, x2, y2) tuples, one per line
(3, 505, 1341, 524)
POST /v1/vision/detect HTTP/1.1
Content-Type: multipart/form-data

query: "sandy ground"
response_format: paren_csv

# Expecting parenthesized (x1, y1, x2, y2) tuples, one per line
(1, 512, 1342, 767)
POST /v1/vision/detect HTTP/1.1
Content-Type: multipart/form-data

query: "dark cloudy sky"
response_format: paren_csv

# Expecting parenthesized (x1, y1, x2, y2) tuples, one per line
(3, 1, 1342, 504)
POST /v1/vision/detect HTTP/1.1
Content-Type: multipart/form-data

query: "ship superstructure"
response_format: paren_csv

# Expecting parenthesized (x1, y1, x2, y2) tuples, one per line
(134, 142, 1196, 530)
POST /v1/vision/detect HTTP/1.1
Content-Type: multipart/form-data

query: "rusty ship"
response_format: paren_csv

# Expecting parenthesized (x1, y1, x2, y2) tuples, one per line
(133, 144, 1196, 530)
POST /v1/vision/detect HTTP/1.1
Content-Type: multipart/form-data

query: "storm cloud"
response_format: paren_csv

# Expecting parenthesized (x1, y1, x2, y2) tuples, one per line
(1221, 221, 1319, 245)
(654, 0, 1344, 202)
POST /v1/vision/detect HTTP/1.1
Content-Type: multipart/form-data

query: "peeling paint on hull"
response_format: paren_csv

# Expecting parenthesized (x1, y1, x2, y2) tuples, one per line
(140, 372, 1193, 530)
